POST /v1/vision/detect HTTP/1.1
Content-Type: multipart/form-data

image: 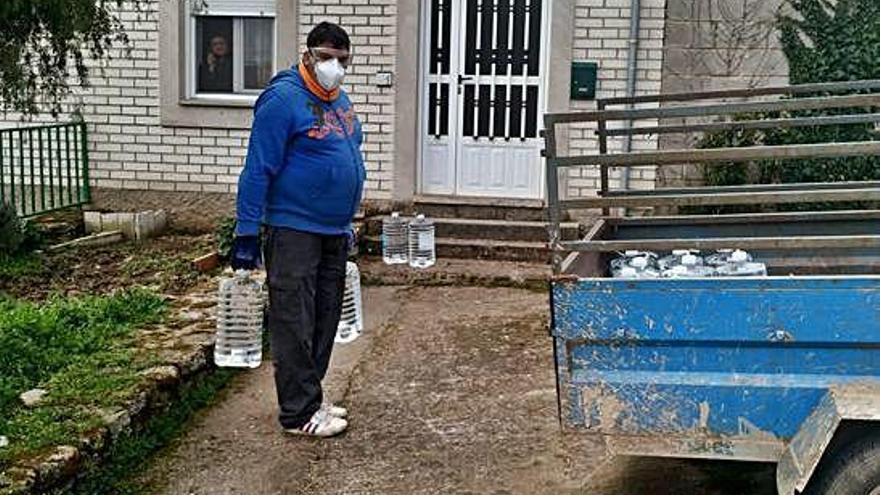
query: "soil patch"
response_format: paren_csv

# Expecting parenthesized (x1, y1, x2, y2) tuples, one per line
(0, 234, 216, 301)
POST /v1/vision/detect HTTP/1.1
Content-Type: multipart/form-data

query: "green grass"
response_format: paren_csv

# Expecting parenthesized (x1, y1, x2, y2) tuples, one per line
(0, 289, 166, 467)
(60, 369, 235, 495)
(0, 253, 45, 279)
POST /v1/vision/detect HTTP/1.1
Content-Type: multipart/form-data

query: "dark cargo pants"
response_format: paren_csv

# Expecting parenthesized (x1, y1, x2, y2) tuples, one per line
(264, 227, 347, 429)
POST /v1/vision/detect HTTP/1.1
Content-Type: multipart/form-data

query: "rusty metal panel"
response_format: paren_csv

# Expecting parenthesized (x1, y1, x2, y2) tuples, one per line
(560, 211, 880, 274)
(597, 79, 880, 106)
(544, 93, 880, 126)
(600, 113, 880, 138)
(560, 234, 880, 253)
(550, 141, 880, 168)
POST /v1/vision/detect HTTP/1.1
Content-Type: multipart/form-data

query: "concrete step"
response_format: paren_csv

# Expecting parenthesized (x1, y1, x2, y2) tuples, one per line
(362, 216, 579, 242)
(436, 218, 579, 242)
(362, 235, 549, 263)
(405, 198, 557, 222)
(358, 258, 550, 290)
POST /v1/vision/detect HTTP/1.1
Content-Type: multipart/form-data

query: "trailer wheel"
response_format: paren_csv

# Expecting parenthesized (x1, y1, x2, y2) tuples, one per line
(804, 431, 880, 495)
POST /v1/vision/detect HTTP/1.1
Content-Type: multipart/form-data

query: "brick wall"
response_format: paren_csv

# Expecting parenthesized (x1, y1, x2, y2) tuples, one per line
(564, 0, 667, 199)
(659, 0, 788, 187)
(1, 2, 250, 198)
(0, 0, 395, 208)
(0, 0, 675, 211)
(298, 0, 397, 200)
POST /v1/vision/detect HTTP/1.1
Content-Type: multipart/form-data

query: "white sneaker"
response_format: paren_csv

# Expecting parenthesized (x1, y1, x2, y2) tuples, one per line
(322, 402, 348, 418)
(286, 409, 348, 438)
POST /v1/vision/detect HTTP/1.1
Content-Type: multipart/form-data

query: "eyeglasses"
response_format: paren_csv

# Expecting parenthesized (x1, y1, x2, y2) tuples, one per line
(309, 47, 351, 69)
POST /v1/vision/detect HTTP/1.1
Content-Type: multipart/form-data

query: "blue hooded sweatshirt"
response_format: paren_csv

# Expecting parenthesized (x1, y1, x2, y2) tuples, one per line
(235, 65, 365, 237)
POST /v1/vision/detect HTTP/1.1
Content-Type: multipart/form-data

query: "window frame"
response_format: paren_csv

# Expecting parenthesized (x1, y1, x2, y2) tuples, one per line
(184, 7, 278, 104)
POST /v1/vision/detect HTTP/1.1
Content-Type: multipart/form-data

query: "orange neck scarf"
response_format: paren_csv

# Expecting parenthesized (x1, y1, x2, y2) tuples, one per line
(298, 62, 340, 102)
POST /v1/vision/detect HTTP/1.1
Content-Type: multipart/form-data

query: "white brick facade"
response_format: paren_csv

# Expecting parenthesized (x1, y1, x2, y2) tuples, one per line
(298, 0, 397, 200)
(2, 2, 253, 196)
(1, 0, 397, 201)
(564, 0, 667, 199)
(0, 0, 684, 211)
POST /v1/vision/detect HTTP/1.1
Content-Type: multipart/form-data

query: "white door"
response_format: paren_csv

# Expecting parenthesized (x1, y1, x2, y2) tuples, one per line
(420, 0, 547, 199)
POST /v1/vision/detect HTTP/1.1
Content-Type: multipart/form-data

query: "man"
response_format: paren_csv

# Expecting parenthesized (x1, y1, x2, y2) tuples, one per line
(199, 34, 233, 93)
(231, 22, 364, 438)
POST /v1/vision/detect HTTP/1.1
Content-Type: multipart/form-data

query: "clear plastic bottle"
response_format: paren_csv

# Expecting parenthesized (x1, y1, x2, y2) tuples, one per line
(215, 270, 264, 368)
(612, 254, 660, 279)
(715, 249, 768, 277)
(610, 250, 659, 277)
(336, 261, 364, 344)
(408, 214, 436, 269)
(382, 212, 409, 265)
(705, 249, 740, 267)
(662, 253, 716, 278)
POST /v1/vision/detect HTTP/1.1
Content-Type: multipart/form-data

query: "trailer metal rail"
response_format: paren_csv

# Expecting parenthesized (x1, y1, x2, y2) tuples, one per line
(543, 79, 880, 274)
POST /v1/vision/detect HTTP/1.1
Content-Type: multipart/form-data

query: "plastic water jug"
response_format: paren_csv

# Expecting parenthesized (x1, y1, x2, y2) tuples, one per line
(336, 261, 364, 344)
(610, 250, 659, 278)
(658, 249, 703, 272)
(715, 249, 768, 277)
(408, 214, 436, 269)
(215, 270, 264, 368)
(705, 249, 742, 267)
(382, 212, 408, 264)
(662, 253, 716, 278)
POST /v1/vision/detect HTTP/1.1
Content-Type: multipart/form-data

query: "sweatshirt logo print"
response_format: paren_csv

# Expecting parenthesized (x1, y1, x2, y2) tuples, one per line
(307, 102, 357, 140)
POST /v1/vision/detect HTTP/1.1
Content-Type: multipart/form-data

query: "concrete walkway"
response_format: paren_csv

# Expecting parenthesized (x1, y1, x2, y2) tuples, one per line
(139, 286, 775, 495)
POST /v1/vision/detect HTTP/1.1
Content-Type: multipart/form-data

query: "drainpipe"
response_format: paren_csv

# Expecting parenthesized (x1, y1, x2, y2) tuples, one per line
(621, 0, 641, 191)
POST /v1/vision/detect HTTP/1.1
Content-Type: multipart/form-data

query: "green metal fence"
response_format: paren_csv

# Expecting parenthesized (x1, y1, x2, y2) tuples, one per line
(0, 122, 90, 218)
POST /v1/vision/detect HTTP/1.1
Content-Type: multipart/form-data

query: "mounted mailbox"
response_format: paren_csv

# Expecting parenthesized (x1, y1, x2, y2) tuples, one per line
(571, 62, 598, 100)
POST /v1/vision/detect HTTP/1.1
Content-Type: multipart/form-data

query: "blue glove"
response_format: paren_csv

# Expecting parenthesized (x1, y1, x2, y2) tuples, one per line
(231, 236, 262, 271)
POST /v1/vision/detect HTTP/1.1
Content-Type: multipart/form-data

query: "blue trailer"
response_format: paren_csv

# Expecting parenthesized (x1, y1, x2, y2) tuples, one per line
(543, 80, 880, 495)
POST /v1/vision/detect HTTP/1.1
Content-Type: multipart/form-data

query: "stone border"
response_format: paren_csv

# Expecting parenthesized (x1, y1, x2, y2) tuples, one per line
(0, 287, 220, 495)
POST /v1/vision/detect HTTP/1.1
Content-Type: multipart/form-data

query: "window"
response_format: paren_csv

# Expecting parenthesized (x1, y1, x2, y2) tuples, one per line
(187, 0, 276, 100)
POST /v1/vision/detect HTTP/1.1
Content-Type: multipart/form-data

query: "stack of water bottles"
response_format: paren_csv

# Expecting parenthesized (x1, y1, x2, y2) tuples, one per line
(381, 212, 436, 269)
(610, 249, 767, 279)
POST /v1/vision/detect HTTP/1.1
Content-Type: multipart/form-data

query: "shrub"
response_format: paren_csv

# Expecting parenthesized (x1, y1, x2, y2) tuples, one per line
(699, 0, 880, 193)
(214, 216, 235, 259)
(0, 203, 25, 256)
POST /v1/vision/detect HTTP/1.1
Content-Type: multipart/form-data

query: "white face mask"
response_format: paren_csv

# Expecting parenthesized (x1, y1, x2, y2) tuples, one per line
(314, 58, 345, 91)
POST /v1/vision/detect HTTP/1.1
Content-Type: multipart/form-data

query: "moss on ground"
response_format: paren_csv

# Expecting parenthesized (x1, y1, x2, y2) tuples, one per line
(0, 289, 166, 468)
(58, 370, 235, 495)
(0, 254, 45, 280)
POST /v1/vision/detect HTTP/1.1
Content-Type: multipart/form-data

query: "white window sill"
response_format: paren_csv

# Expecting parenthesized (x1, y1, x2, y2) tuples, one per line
(180, 96, 258, 108)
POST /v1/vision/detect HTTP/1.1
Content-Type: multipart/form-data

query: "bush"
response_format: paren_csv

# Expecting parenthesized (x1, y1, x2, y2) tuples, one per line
(699, 0, 880, 194)
(214, 216, 235, 259)
(0, 203, 25, 256)
(0, 203, 44, 258)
